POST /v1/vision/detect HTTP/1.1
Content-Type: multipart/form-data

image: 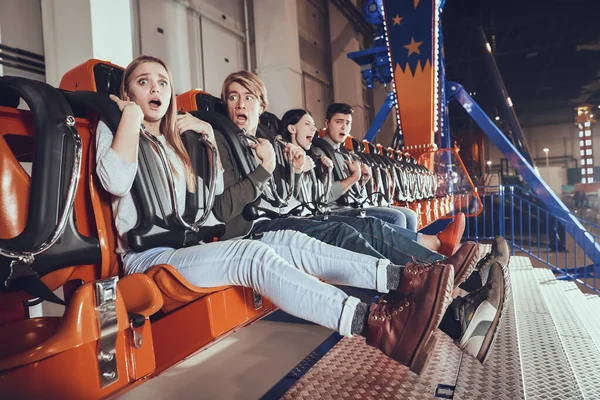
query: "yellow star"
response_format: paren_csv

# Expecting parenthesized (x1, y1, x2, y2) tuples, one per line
(414, 0, 421, 8)
(392, 14, 403, 25)
(404, 37, 423, 56)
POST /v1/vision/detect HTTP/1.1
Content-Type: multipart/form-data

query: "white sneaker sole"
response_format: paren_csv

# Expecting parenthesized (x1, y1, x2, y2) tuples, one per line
(458, 300, 498, 358)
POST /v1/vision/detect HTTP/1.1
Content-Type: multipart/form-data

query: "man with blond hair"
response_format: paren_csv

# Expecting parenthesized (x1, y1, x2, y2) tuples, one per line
(209, 70, 509, 365)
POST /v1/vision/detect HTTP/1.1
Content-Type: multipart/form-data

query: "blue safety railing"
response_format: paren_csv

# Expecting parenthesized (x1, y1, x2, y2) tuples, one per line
(462, 185, 600, 294)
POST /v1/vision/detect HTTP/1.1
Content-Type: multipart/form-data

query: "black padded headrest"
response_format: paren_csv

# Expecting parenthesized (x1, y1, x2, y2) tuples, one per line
(351, 138, 364, 152)
(93, 63, 124, 96)
(0, 77, 87, 248)
(0, 77, 100, 287)
(256, 124, 276, 141)
(259, 111, 280, 133)
(0, 90, 19, 108)
(194, 92, 227, 116)
(65, 91, 122, 131)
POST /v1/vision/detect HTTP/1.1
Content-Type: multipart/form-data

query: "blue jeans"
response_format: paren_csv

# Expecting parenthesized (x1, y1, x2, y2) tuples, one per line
(333, 206, 418, 232)
(315, 214, 418, 242)
(123, 230, 386, 336)
(253, 216, 443, 266)
(391, 207, 419, 232)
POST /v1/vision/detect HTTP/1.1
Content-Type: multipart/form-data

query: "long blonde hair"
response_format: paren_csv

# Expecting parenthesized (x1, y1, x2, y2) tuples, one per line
(121, 55, 196, 192)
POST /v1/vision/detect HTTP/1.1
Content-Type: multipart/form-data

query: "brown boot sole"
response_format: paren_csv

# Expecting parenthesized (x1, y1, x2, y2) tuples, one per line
(453, 244, 481, 289)
(476, 257, 510, 364)
(408, 266, 454, 374)
(410, 334, 438, 374)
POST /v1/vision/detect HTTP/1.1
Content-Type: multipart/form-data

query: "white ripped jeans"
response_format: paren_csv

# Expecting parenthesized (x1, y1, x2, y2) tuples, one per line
(124, 230, 390, 336)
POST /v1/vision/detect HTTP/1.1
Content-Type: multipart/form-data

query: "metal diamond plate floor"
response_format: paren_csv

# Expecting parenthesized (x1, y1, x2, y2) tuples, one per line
(453, 296, 524, 400)
(510, 258, 584, 400)
(281, 330, 462, 400)
(453, 248, 523, 400)
(280, 253, 600, 400)
(537, 276, 600, 399)
(578, 292, 600, 354)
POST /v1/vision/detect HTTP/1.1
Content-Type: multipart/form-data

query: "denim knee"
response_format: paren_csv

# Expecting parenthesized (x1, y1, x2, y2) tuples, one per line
(383, 211, 407, 228)
(242, 239, 281, 280)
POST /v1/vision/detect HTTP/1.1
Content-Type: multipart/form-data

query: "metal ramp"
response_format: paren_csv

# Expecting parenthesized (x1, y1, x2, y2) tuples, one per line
(281, 252, 600, 399)
(281, 331, 462, 400)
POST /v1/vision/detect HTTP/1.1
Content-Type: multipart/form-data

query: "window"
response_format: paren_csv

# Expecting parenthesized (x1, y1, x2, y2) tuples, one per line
(579, 131, 584, 137)
(587, 149, 593, 155)
(581, 150, 585, 156)
(590, 177, 595, 183)
(582, 159, 586, 165)
(587, 158, 593, 165)
(586, 130, 592, 136)
(582, 168, 586, 174)
(582, 178, 587, 183)
(588, 168, 593, 174)
(585, 122, 591, 127)
(586, 139, 592, 146)
(580, 140, 585, 147)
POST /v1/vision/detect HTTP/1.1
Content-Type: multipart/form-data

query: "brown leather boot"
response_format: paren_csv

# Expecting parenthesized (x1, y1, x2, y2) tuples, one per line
(396, 260, 445, 298)
(366, 263, 454, 375)
(444, 241, 481, 289)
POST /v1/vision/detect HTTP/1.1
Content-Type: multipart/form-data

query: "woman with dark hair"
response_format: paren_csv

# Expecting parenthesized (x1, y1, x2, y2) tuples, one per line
(278, 108, 457, 254)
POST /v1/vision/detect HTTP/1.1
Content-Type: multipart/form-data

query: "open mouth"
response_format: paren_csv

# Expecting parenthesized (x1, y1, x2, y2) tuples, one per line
(149, 99, 162, 109)
(235, 113, 248, 125)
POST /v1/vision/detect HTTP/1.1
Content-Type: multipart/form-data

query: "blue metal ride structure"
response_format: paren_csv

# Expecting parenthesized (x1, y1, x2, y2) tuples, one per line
(347, 0, 398, 144)
(348, 0, 451, 148)
(348, 0, 600, 274)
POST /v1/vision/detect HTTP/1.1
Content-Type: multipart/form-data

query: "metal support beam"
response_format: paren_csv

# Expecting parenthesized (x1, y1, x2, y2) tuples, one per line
(364, 91, 395, 143)
(448, 81, 600, 262)
(477, 28, 535, 167)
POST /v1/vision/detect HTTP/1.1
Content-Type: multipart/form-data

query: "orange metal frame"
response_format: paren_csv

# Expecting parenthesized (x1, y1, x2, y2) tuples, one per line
(417, 146, 483, 224)
(176, 89, 210, 113)
(59, 59, 124, 93)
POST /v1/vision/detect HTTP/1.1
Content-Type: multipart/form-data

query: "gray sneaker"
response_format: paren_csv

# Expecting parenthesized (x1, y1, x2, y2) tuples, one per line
(452, 253, 507, 363)
(479, 236, 511, 288)
(458, 237, 510, 294)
